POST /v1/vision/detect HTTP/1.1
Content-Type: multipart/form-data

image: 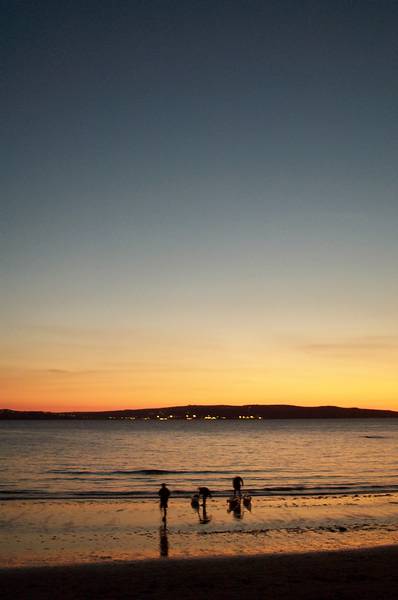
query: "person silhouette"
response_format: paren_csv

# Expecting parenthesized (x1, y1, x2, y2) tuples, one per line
(243, 494, 252, 511)
(198, 486, 212, 507)
(191, 493, 200, 509)
(191, 491, 212, 524)
(232, 500, 243, 519)
(232, 476, 244, 497)
(158, 483, 170, 521)
(227, 495, 244, 519)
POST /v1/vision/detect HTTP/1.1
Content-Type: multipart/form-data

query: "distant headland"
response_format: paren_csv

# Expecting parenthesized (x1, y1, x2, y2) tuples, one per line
(1, 404, 397, 420)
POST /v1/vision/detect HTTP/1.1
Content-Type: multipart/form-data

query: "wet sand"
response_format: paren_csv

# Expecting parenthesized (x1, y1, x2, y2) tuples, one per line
(2, 493, 398, 566)
(0, 494, 398, 600)
(2, 494, 398, 598)
(2, 545, 398, 599)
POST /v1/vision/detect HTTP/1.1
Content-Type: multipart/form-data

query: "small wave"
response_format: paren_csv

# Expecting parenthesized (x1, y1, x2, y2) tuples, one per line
(2, 484, 398, 501)
(46, 468, 254, 476)
(48, 476, 119, 482)
(47, 469, 192, 476)
(116, 469, 189, 475)
(74, 491, 146, 497)
(0, 489, 45, 495)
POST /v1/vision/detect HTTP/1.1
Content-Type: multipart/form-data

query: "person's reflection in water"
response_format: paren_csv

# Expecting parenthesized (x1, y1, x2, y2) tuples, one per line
(198, 503, 212, 524)
(159, 516, 169, 557)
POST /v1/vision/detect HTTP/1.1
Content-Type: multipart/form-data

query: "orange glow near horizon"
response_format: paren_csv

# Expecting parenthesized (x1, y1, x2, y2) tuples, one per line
(2, 329, 398, 412)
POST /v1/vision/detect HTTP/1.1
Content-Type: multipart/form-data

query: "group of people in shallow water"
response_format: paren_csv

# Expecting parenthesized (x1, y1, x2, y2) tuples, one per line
(158, 475, 251, 523)
(157, 476, 251, 557)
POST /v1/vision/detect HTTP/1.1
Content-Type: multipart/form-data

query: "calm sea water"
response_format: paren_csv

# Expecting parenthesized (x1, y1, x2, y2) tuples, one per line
(0, 419, 397, 500)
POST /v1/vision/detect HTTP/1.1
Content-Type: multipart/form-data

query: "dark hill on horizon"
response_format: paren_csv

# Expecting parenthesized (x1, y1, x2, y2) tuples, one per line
(1, 404, 398, 420)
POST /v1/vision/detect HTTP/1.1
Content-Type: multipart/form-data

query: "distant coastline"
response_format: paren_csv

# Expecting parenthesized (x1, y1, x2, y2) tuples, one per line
(1, 404, 398, 420)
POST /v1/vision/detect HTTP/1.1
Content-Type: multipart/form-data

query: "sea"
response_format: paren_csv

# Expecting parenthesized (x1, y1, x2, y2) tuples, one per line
(1, 419, 397, 500)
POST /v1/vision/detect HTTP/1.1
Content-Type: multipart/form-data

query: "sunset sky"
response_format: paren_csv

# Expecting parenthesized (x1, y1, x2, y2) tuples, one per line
(2, 1, 398, 411)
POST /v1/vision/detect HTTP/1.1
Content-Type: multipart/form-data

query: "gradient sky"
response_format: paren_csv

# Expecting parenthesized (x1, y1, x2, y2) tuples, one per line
(2, 0, 398, 411)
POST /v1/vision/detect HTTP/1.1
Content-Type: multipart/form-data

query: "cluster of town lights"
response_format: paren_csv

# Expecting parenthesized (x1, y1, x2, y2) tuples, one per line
(107, 414, 263, 420)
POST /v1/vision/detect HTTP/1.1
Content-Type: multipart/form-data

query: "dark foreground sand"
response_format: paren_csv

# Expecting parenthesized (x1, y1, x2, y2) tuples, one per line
(1, 545, 398, 600)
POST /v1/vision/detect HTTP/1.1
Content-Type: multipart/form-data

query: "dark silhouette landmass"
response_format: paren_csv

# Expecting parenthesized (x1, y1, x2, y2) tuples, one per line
(1, 404, 397, 420)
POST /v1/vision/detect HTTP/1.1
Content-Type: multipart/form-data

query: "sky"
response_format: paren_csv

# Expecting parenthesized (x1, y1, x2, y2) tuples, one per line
(1, 0, 398, 411)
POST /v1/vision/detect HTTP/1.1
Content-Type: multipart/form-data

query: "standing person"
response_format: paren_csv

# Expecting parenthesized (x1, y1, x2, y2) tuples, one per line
(198, 486, 212, 507)
(232, 475, 244, 497)
(158, 483, 170, 521)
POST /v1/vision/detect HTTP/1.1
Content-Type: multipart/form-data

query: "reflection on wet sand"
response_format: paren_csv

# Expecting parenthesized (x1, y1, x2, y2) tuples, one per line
(4, 493, 398, 567)
(197, 504, 212, 525)
(159, 517, 169, 557)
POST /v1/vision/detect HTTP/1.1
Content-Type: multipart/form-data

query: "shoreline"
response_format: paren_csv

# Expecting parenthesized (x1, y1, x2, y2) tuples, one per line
(2, 545, 398, 599)
(2, 487, 398, 501)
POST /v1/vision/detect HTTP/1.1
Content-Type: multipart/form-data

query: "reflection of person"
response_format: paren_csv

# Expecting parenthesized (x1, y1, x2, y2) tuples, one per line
(232, 476, 244, 496)
(159, 521, 169, 557)
(198, 503, 212, 524)
(158, 483, 170, 520)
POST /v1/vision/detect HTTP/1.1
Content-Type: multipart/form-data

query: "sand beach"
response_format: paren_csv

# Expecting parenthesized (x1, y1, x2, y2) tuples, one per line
(1, 493, 398, 598)
(2, 546, 398, 600)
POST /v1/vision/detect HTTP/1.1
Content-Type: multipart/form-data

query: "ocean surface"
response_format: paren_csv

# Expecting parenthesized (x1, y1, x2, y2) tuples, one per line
(1, 419, 397, 500)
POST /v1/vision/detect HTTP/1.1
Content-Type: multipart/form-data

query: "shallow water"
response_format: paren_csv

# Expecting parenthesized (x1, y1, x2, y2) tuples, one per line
(1, 419, 398, 499)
